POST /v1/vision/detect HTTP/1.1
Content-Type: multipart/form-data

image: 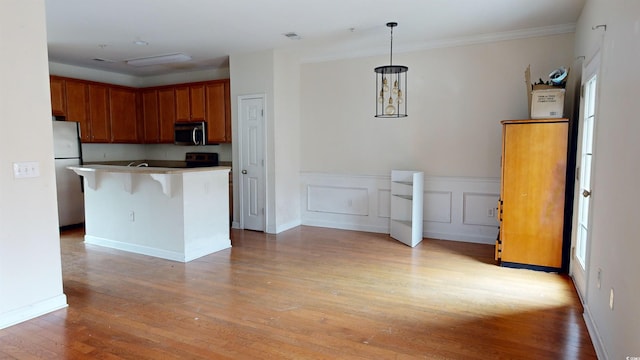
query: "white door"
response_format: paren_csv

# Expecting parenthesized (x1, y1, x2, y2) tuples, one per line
(239, 95, 266, 231)
(571, 51, 600, 299)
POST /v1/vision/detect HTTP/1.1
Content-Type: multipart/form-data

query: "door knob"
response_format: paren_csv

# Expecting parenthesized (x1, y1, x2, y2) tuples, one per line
(582, 189, 591, 198)
(241, 170, 247, 174)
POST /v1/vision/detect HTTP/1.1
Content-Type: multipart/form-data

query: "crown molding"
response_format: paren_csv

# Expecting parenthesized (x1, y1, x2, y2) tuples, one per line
(302, 23, 577, 64)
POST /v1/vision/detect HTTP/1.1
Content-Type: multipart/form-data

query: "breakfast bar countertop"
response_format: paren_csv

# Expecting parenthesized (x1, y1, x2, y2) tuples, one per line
(69, 164, 231, 175)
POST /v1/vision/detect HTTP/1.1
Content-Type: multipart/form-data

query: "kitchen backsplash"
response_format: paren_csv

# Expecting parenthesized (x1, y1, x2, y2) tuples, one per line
(82, 143, 232, 162)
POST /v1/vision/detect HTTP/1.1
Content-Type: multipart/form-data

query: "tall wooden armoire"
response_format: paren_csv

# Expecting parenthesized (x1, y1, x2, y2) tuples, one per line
(496, 119, 569, 271)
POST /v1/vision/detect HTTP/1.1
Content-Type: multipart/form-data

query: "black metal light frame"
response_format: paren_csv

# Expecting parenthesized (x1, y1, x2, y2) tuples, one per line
(375, 22, 408, 118)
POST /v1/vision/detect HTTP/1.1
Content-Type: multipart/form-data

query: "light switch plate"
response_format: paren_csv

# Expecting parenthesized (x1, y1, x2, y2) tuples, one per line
(13, 161, 40, 179)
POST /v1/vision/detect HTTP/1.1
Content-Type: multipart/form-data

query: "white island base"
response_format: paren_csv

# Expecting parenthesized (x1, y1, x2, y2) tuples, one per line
(70, 165, 231, 262)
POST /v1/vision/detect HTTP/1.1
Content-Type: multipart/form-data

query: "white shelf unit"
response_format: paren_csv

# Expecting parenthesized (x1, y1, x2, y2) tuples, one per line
(390, 170, 424, 247)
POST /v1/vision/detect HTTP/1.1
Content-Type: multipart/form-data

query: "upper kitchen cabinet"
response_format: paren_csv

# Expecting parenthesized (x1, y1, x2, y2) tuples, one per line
(205, 80, 231, 143)
(158, 88, 176, 143)
(175, 84, 205, 122)
(109, 87, 138, 143)
(49, 76, 66, 117)
(88, 84, 111, 142)
(65, 79, 90, 142)
(141, 89, 160, 143)
(47, 76, 230, 144)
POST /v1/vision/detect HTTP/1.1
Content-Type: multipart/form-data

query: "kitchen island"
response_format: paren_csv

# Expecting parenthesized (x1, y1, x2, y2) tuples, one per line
(69, 165, 231, 262)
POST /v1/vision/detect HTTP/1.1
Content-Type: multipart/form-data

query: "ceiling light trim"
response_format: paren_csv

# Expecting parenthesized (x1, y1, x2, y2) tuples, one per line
(126, 53, 192, 67)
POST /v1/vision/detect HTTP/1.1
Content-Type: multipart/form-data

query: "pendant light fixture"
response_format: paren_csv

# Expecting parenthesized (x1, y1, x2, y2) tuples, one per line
(375, 22, 408, 118)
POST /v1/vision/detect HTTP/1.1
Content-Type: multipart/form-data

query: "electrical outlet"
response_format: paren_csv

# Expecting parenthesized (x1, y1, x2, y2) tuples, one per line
(609, 288, 614, 310)
(597, 268, 602, 289)
(129, 211, 135, 222)
(487, 207, 495, 217)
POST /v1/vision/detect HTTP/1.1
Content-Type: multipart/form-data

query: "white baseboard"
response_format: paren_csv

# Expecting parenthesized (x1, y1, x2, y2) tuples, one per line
(0, 294, 68, 330)
(583, 305, 608, 360)
(85, 235, 230, 262)
(273, 219, 303, 234)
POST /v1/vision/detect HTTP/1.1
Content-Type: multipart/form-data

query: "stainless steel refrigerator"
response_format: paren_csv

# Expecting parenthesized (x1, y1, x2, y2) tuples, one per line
(52, 120, 85, 227)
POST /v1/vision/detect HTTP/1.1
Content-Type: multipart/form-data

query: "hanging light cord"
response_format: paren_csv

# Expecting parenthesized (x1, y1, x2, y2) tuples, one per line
(389, 25, 394, 66)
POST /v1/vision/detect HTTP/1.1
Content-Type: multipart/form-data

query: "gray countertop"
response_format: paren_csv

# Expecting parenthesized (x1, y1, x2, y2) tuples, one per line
(70, 164, 231, 175)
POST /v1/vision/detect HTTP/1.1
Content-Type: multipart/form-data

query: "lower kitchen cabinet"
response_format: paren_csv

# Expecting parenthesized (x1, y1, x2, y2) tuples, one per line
(497, 118, 569, 270)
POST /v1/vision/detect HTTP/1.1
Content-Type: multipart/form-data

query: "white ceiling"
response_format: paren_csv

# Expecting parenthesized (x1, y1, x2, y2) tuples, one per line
(45, 0, 586, 77)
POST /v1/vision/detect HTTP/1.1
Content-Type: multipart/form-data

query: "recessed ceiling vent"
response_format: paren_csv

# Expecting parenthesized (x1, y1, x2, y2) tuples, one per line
(283, 32, 302, 40)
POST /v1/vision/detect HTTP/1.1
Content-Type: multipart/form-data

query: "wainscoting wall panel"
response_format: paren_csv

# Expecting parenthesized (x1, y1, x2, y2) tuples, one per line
(424, 191, 452, 223)
(307, 185, 369, 216)
(301, 172, 500, 244)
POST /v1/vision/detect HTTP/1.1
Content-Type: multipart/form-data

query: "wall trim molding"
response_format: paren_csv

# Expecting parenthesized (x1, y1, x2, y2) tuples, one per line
(300, 172, 500, 244)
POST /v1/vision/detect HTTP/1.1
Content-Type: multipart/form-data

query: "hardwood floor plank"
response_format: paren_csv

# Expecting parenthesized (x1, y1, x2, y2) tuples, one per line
(0, 226, 597, 359)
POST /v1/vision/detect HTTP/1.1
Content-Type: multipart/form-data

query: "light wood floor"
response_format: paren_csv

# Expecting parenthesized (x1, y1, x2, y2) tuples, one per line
(0, 226, 596, 359)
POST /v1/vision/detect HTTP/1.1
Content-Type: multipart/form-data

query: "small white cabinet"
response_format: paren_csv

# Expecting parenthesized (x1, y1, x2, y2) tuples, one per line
(390, 170, 424, 247)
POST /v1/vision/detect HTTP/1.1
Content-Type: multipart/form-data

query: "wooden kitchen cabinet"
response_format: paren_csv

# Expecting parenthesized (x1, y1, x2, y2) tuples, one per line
(65, 80, 90, 142)
(88, 84, 110, 142)
(496, 118, 569, 270)
(175, 84, 205, 122)
(49, 76, 66, 117)
(109, 87, 138, 143)
(48, 75, 230, 144)
(205, 80, 231, 143)
(141, 89, 160, 143)
(141, 88, 175, 144)
(158, 88, 176, 143)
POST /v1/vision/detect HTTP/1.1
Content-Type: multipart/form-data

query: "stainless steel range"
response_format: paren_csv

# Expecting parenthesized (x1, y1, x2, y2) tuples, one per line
(185, 152, 219, 168)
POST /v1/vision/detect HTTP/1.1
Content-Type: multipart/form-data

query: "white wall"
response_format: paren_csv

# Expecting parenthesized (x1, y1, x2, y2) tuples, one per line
(0, 0, 67, 328)
(273, 50, 302, 232)
(296, 33, 574, 243)
(82, 143, 232, 163)
(300, 34, 575, 177)
(229, 50, 275, 231)
(229, 49, 303, 233)
(573, 1, 640, 358)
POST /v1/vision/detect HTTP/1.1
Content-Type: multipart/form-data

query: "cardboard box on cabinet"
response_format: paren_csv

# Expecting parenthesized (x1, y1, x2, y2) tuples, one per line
(525, 65, 566, 119)
(530, 88, 565, 119)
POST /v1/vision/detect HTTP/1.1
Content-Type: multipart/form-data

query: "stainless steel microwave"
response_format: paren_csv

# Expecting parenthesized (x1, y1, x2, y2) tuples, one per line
(174, 121, 206, 145)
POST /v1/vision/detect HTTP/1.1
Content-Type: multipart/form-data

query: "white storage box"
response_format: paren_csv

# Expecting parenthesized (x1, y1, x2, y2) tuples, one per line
(530, 88, 565, 119)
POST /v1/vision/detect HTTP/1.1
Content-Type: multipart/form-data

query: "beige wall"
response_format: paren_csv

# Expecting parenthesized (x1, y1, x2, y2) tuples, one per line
(300, 34, 575, 177)
(273, 50, 302, 231)
(0, 0, 67, 328)
(573, 0, 640, 358)
(229, 49, 303, 233)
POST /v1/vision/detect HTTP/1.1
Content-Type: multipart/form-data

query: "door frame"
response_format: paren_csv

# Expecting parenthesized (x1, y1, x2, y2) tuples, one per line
(570, 48, 601, 301)
(237, 93, 267, 231)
